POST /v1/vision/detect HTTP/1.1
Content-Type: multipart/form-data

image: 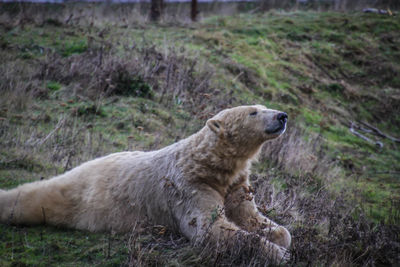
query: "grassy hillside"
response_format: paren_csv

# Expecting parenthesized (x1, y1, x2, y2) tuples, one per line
(0, 6, 399, 266)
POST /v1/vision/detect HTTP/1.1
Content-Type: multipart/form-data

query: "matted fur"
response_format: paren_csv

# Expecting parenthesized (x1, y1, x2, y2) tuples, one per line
(0, 105, 291, 263)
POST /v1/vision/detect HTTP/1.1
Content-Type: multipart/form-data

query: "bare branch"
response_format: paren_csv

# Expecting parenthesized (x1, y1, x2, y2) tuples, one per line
(349, 122, 383, 148)
(36, 116, 66, 146)
(360, 121, 400, 143)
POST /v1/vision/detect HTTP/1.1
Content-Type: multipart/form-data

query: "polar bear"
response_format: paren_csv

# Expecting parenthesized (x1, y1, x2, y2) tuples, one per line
(0, 105, 290, 263)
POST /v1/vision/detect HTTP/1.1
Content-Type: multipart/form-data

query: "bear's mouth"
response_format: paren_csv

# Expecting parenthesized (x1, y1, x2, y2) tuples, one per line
(265, 125, 286, 135)
(265, 121, 287, 135)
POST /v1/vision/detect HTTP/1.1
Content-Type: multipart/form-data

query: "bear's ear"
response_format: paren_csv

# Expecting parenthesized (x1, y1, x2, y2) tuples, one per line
(206, 119, 224, 135)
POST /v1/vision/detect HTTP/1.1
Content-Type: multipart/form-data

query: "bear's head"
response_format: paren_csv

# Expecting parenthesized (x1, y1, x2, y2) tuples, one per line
(206, 105, 287, 153)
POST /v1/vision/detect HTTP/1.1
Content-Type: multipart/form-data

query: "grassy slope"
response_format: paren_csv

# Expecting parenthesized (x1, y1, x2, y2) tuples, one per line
(198, 12, 400, 220)
(0, 8, 399, 266)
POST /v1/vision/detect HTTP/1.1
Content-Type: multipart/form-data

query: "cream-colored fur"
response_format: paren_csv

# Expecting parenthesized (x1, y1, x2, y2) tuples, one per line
(0, 105, 291, 264)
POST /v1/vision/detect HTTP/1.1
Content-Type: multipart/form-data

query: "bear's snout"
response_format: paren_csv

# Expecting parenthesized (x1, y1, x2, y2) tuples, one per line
(264, 111, 288, 135)
(277, 112, 288, 125)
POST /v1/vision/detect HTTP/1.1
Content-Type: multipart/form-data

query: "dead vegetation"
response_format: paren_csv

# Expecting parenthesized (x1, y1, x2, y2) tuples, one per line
(122, 170, 399, 266)
(260, 124, 341, 182)
(122, 122, 400, 266)
(2, 35, 221, 116)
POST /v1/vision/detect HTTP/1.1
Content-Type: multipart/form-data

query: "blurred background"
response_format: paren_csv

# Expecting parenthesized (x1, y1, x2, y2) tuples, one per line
(0, 0, 399, 23)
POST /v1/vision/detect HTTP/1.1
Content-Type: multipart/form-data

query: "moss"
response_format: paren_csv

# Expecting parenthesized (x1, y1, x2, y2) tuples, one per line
(61, 39, 88, 57)
(46, 81, 62, 91)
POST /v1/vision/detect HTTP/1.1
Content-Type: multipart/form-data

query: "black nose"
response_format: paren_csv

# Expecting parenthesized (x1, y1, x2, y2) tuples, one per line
(277, 112, 288, 124)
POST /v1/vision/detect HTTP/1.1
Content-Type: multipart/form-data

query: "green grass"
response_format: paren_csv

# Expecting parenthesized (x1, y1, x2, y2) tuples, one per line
(46, 81, 62, 91)
(193, 11, 400, 222)
(0, 225, 128, 267)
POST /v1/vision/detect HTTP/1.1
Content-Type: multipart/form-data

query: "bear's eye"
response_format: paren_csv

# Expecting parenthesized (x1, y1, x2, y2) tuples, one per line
(249, 111, 258, 116)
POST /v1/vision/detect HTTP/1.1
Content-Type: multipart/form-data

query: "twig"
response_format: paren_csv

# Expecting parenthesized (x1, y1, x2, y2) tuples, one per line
(65, 14, 73, 24)
(353, 247, 370, 263)
(360, 121, 400, 143)
(36, 117, 66, 146)
(64, 150, 73, 172)
(349, 122, 383, 148)
(231, 71, 243, 83)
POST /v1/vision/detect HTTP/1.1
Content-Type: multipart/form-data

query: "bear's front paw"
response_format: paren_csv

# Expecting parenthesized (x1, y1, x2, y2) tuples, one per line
(262, 225, 291, 249)
(265, 241, 290, 265)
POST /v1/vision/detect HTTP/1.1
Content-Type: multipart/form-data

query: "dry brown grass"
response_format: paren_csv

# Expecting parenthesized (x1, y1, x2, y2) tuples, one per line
(120, 174, 399, 266)
(122, 169, 399, 266)
(33, 39, 220, 115)
(261, 123, 342, 183)
(0, 29, 219, 180)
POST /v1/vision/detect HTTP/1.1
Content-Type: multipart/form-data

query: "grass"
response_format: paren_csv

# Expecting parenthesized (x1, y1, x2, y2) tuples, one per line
(0, 224, 128, 267)
(46, 81, 62, 91)
(0, 4, 399, 266)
